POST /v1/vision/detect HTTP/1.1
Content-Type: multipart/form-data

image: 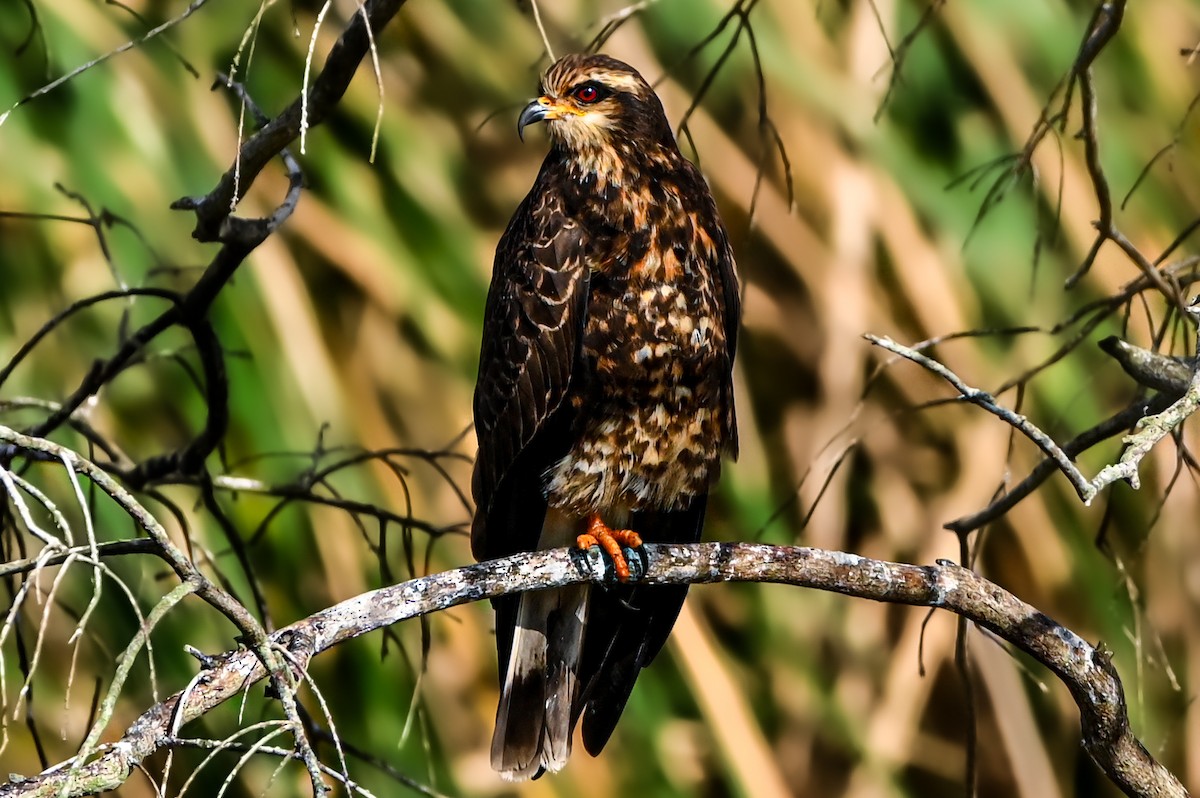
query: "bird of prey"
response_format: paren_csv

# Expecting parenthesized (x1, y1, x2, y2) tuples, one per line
(471, 53, 739, 780)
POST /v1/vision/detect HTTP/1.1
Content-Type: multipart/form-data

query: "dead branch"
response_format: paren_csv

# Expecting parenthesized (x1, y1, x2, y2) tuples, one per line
(0, 425, 324, 794)
(945, 392, 1174, 535)
(868, 333, 1200, 507)
(1099, 337, 1196, 396)
(176, 0, 408, 243)
(0, 542, 1182, 798)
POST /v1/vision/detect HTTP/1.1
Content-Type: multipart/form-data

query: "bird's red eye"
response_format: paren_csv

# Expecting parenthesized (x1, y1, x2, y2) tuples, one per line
(574, 85, 600, 104)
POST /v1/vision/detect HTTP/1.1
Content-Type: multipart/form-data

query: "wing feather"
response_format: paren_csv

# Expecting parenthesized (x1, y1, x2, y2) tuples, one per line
(471, 161, 588, 560)
(713, 216, 741, 459)
(680, 157, 740, 459)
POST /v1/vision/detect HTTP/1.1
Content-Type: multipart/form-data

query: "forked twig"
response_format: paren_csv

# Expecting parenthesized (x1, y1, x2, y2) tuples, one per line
(867, 333, 1200, 508)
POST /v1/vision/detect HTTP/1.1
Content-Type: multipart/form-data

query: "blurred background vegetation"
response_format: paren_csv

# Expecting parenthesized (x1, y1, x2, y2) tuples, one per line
(1, 0, 1199, 796)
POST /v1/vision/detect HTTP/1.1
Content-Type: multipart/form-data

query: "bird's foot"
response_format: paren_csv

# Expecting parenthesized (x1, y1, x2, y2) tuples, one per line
(577, 514, 646, 583)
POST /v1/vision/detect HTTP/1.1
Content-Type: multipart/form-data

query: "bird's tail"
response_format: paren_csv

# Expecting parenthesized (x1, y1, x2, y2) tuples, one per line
(490, 510, 590, 781)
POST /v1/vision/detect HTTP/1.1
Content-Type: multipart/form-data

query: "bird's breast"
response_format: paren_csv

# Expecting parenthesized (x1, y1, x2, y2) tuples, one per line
(541, 220, 730, 514)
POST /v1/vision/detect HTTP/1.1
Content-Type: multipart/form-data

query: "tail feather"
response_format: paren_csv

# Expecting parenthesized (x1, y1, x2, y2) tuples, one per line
(491, 583, 591, 779)
(490, 511, 589, 781)
(489, 500, 707, 776)
(491, 609, 546, 779)
(576, 501, 707, 755)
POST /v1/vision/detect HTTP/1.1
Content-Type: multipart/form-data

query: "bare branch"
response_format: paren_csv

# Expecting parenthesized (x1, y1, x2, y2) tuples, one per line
(175, 0, 409, 242)
(868, 333, 1200, 510)
(0, 539, 163, 579)
(0, 426, 324, 794)
(1098, 337, 1195, 396)
(529, 0, 556, 62)
(866, 334, 1097, 500)
(585, 0, 659, 53)
(945, 393, 1175, 535)
(871, 0, 946, 121)
(0, 543, 1182, 797)
(0, 0, 210, 128)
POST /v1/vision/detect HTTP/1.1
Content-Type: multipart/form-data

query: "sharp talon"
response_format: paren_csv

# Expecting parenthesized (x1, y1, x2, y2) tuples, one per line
(570, 545, 603, 578)
(622, 546, 647, 581)
(636, 544, 650, 578)
(576, 514, 646, 583)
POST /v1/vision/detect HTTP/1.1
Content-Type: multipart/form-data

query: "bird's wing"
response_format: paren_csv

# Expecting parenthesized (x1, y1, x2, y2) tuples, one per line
(715, 216, 741, 459)
(471, 167, 588, 560)
(695, 161, 741, 460)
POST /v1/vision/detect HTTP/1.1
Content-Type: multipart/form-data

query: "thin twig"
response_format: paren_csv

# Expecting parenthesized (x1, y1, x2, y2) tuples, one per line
(529, 0, 555, 62)
(945, 393, 1175, 534)
(867, 334, 1200, 507)
(0, 427, 324, 795)
(866, 335, 1096, 499)
(0, 0, 211, 128)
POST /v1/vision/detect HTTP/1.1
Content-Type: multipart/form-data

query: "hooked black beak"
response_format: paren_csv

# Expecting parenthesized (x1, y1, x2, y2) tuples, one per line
(517, 99, 550, 141)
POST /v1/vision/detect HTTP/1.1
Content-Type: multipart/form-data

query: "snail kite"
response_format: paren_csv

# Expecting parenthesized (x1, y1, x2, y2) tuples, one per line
(471, 53, 740, 780)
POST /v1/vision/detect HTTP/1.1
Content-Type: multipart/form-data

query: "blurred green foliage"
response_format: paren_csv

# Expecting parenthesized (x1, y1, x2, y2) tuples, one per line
(1, 1, 1199, 796)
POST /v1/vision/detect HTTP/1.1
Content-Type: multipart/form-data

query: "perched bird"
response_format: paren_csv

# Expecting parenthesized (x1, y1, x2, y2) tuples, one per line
(471, 53, 739, 780)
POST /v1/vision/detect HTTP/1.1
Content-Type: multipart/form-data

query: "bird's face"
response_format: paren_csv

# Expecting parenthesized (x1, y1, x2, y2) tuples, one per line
(518, 54, 669, 155)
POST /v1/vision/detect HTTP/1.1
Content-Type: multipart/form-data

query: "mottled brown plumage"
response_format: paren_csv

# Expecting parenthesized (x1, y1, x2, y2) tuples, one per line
(472, 53, 739, 780)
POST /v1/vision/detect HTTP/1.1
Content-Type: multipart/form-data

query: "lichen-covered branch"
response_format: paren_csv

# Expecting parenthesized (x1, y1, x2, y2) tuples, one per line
(1089, 359, 1200, 494)
(0, 543, 1183, 798)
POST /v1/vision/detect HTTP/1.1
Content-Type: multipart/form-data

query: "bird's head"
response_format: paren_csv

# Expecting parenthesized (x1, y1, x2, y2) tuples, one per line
(517, 54, 673, 156)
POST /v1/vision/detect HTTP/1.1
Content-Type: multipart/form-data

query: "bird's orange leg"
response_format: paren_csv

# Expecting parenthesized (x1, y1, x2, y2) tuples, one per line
(577, 514, 644, 582)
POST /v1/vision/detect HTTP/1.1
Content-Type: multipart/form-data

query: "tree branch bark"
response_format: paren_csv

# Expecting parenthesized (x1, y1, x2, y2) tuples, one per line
(0, 544, 1184, 798)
